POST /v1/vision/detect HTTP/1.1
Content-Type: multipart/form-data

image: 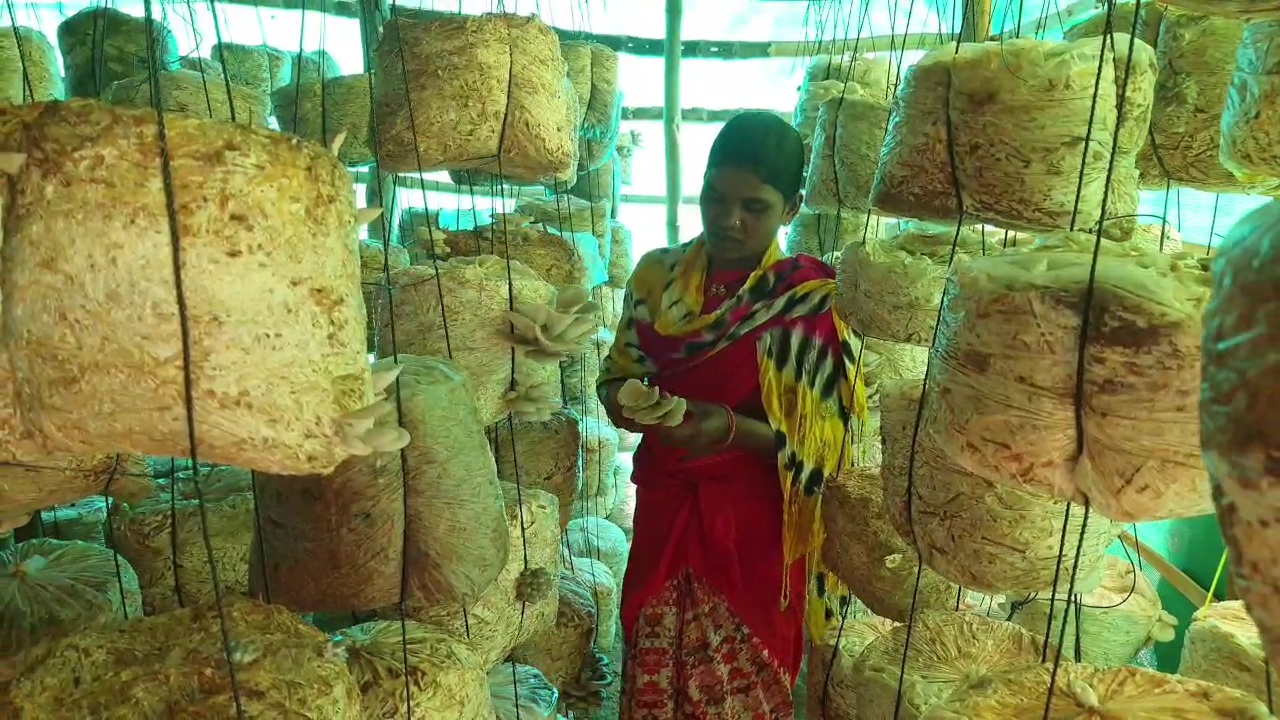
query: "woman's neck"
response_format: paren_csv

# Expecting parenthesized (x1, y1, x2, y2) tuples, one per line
(707, 252, 765, 274)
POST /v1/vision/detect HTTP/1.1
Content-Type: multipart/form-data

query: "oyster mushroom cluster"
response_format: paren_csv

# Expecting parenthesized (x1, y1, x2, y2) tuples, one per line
(337, 363, 412, 456)
(515, 566, 555, 603)
(504, 285, 600, 362)
(411, 221, 451, 261)
(617, 378, 686, 426)
(505, 380, 561, 422)
(1147, 610, 1178, 645)
(561, 648, 615, 715)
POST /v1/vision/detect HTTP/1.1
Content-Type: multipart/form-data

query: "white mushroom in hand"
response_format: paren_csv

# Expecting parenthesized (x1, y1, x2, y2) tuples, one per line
(617, 378, 687, 427)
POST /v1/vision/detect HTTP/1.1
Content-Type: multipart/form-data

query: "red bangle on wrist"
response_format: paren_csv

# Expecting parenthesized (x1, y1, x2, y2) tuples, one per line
(719, 404, 738, 449)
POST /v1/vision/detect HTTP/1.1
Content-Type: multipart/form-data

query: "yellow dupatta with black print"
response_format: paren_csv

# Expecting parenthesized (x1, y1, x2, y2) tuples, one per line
(598, 237, 869, 640)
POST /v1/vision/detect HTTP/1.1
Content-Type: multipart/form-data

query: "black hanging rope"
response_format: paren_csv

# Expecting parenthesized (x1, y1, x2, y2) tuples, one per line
(141, 0, 247, 713)
(1041, 5, 1143, 714)
(100, 455, 135, 620)
(360, 1, 421, 714)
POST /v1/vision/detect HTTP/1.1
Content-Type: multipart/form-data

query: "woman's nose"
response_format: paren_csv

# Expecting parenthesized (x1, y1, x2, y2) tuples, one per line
(713, 208, 742, 229)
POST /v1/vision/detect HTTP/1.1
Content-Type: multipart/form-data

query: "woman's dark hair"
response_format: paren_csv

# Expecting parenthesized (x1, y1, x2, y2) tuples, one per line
(706, 111, 806, 199)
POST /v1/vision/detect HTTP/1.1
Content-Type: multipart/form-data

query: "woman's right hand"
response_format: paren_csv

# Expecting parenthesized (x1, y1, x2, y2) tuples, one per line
(598, 379, 647, 433)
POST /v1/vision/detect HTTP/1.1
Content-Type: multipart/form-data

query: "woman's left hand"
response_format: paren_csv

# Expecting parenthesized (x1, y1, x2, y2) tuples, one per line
(654, 401, 734, 457)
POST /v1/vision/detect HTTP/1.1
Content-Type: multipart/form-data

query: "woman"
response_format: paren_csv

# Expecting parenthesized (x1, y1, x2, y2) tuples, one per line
(598, 112, 868, 719)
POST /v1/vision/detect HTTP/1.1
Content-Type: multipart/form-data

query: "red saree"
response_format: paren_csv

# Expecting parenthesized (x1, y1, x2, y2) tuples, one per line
(619, 260, 836, 719)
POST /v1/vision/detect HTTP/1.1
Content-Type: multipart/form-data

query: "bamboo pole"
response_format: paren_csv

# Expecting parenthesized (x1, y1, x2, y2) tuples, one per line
(993, 0, 1100, 39)
(192, 0, 1097, 57)
(123, 0, 1101, 57)
(622, 106, 788, 123)
(1119, 531, 1213, 608)
(393, 8, 949, 58)
(663, 0, 683, 248)
(959, 0, 995, 42)
(347, 169, 697, 206)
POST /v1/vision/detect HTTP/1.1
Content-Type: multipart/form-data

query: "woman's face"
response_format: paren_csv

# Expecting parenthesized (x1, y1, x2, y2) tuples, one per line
(699, 166, 800, 264)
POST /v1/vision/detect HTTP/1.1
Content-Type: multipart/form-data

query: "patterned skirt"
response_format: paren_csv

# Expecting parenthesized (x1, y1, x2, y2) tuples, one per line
(620, 573, 796, 720)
